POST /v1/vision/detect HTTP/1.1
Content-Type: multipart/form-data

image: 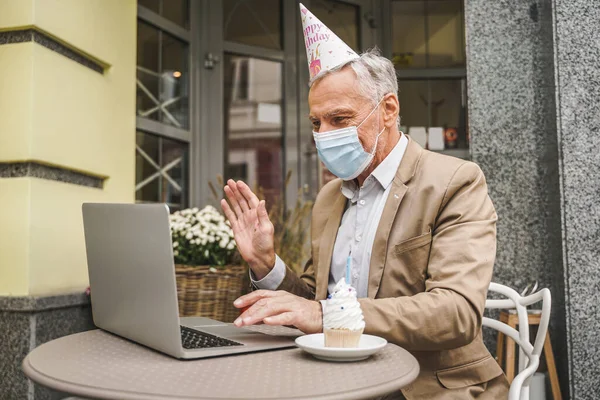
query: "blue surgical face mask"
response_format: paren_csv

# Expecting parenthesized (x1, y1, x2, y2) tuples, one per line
(312, 99, 385, 181)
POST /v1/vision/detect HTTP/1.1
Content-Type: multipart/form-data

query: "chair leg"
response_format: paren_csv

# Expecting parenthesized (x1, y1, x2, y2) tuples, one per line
(496, 331, 505, 369)
(505, 335, 516, 383)
(543, 334, 562, 400)
(520, 386, 530, 400)
(504, 315, 518, 383)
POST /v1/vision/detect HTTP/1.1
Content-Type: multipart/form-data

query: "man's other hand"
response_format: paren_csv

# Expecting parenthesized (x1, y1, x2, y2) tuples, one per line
(221, 180, 276, 280)
(233, 290, 323, 334)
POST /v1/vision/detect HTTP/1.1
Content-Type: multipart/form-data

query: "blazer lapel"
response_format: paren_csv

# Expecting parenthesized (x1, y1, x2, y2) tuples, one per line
(316, 192, 347, 300)
(367, 137, 423, 298)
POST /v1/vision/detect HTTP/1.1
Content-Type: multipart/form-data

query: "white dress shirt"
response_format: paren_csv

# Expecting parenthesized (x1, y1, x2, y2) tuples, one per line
(252, 133, 408, 299)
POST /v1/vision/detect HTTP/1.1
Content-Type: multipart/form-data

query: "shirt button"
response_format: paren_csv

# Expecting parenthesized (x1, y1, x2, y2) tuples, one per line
(359, 200, 366, 205)
(356, 235, 362, 241)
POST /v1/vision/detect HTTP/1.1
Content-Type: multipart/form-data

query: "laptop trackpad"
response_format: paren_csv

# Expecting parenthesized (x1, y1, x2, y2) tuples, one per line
(195, 325, 257, 337)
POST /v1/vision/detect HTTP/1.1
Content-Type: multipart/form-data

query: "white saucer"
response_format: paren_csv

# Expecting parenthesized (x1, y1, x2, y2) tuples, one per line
(295, 333, 387, 362)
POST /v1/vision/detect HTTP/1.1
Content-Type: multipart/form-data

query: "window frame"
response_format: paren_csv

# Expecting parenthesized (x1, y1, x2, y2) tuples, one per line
(383, 0, 470, 159)
(136, 4, 192, 209)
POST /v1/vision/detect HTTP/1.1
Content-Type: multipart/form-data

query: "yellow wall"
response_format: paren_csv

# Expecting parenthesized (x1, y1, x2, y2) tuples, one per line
(28, 179, 108, 295)
(0, 0, 137, 296)
(0, 179, 31, 296)
(0, 0, 33, 28)
(0, 43, 33, 161)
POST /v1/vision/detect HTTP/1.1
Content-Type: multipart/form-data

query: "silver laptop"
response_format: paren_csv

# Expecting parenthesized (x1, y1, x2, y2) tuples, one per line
(82, 203, 297, 359)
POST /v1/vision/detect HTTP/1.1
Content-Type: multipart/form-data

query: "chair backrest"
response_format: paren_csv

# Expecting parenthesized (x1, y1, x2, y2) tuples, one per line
(483, 282, 551, 400)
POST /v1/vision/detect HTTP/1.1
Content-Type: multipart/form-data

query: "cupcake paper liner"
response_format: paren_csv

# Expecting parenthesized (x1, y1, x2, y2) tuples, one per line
(324, 328, 364, 348)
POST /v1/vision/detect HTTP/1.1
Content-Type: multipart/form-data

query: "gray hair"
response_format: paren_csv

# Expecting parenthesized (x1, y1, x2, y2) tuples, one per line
(309, 47, 400, 128)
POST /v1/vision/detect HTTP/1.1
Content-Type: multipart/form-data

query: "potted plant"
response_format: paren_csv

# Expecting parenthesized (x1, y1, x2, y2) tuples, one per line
(169, 205, 246, 322)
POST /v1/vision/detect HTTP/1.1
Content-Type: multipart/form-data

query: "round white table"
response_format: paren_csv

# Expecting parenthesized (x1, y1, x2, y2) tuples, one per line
(23, 328, 419, 400)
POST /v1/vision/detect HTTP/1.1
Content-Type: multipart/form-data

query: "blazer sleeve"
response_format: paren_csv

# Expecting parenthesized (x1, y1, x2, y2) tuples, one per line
(358, 162, 497, 351)
(271, 178, 342, 300)
(274, 257, 316, 300)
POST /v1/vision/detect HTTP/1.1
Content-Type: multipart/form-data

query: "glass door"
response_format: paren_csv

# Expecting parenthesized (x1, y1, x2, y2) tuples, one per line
(189, 0, 377, 208)
(222, 0, 285, 206)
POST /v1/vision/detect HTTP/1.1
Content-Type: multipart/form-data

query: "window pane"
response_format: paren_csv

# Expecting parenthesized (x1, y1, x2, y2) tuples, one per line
(136, 132, 188, 210)
(224, 0, 282, 50)
(310, 0, 360, 51)
(137, 21, 160, 122)
(430, 79, 461, 127)
(392, 1, 427, 68)
(392, 0, 465, 68)
(160, 32, 189, 129)
(136, 131, 160, 203)
(398, 80, 429, 127)
(162, 0, 189, 28)
(430, 79, 468, 148)
(224, 55, 283, 206)
(427, 1, 464, 67)
(399, 79, 468, 149)
(139, 0, 189, 28)
(139, 0, 159, 14)
(161, 137, 188, 211)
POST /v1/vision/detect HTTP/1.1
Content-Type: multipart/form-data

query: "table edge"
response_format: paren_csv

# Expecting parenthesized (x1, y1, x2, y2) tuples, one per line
(23, 354, 171, 400)
(22, 333, 421, 400)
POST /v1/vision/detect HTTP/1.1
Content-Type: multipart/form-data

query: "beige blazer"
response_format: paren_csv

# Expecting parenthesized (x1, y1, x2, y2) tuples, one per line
(277, 138, 509, 399)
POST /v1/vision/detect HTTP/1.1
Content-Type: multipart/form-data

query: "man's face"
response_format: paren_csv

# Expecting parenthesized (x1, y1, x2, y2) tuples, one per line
(308, 66, 381, 153)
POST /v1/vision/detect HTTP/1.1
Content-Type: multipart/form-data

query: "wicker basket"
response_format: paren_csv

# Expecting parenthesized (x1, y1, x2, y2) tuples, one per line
(175, 264, 248, 323)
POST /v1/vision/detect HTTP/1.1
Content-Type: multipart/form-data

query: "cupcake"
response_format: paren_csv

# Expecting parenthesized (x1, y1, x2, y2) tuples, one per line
(323, 278, 365, 348)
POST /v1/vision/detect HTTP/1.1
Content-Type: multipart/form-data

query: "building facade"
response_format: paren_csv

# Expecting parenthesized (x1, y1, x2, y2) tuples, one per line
(0, 0, 598, 399)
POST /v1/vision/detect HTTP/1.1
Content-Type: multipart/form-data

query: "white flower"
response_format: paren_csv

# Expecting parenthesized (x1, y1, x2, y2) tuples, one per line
(169, 205, 238, 263)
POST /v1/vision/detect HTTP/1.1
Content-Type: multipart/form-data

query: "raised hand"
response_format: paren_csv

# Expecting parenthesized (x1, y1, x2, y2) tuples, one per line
(220, 180, 276, 280)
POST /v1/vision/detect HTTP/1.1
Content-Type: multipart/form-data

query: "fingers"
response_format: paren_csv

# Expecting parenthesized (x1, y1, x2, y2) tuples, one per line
(256, 200, 272, 231)
(220, 199, 238, 229)
(235, 296, 295, 327)
(264, 312, 295, 326)
(236, 181, 260, 209)
(228, 180, 249, 213)
(233, 290, 278, 309)
(224, 184, 243, 218)
(223, 179, 261, 222)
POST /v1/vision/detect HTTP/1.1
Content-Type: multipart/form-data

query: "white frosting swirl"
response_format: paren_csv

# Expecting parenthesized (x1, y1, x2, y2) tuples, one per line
(323, 278, 365, 331)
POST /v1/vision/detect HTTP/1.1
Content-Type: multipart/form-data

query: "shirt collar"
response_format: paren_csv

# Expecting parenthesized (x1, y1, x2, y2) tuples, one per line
(340, 133, 409, 200)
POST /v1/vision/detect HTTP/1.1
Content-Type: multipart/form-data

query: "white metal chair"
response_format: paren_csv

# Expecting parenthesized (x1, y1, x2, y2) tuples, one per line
(483, 282, 551, 400)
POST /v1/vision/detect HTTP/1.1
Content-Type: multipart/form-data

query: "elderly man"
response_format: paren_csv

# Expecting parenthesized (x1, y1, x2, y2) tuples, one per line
(220, 5, 509, 399)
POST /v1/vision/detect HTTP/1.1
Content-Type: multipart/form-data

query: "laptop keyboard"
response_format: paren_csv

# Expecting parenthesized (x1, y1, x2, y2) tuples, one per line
(180, 326, 243, 349)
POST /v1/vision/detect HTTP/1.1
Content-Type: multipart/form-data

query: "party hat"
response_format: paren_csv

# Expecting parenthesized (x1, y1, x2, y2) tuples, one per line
(299, 3, 359, 80)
